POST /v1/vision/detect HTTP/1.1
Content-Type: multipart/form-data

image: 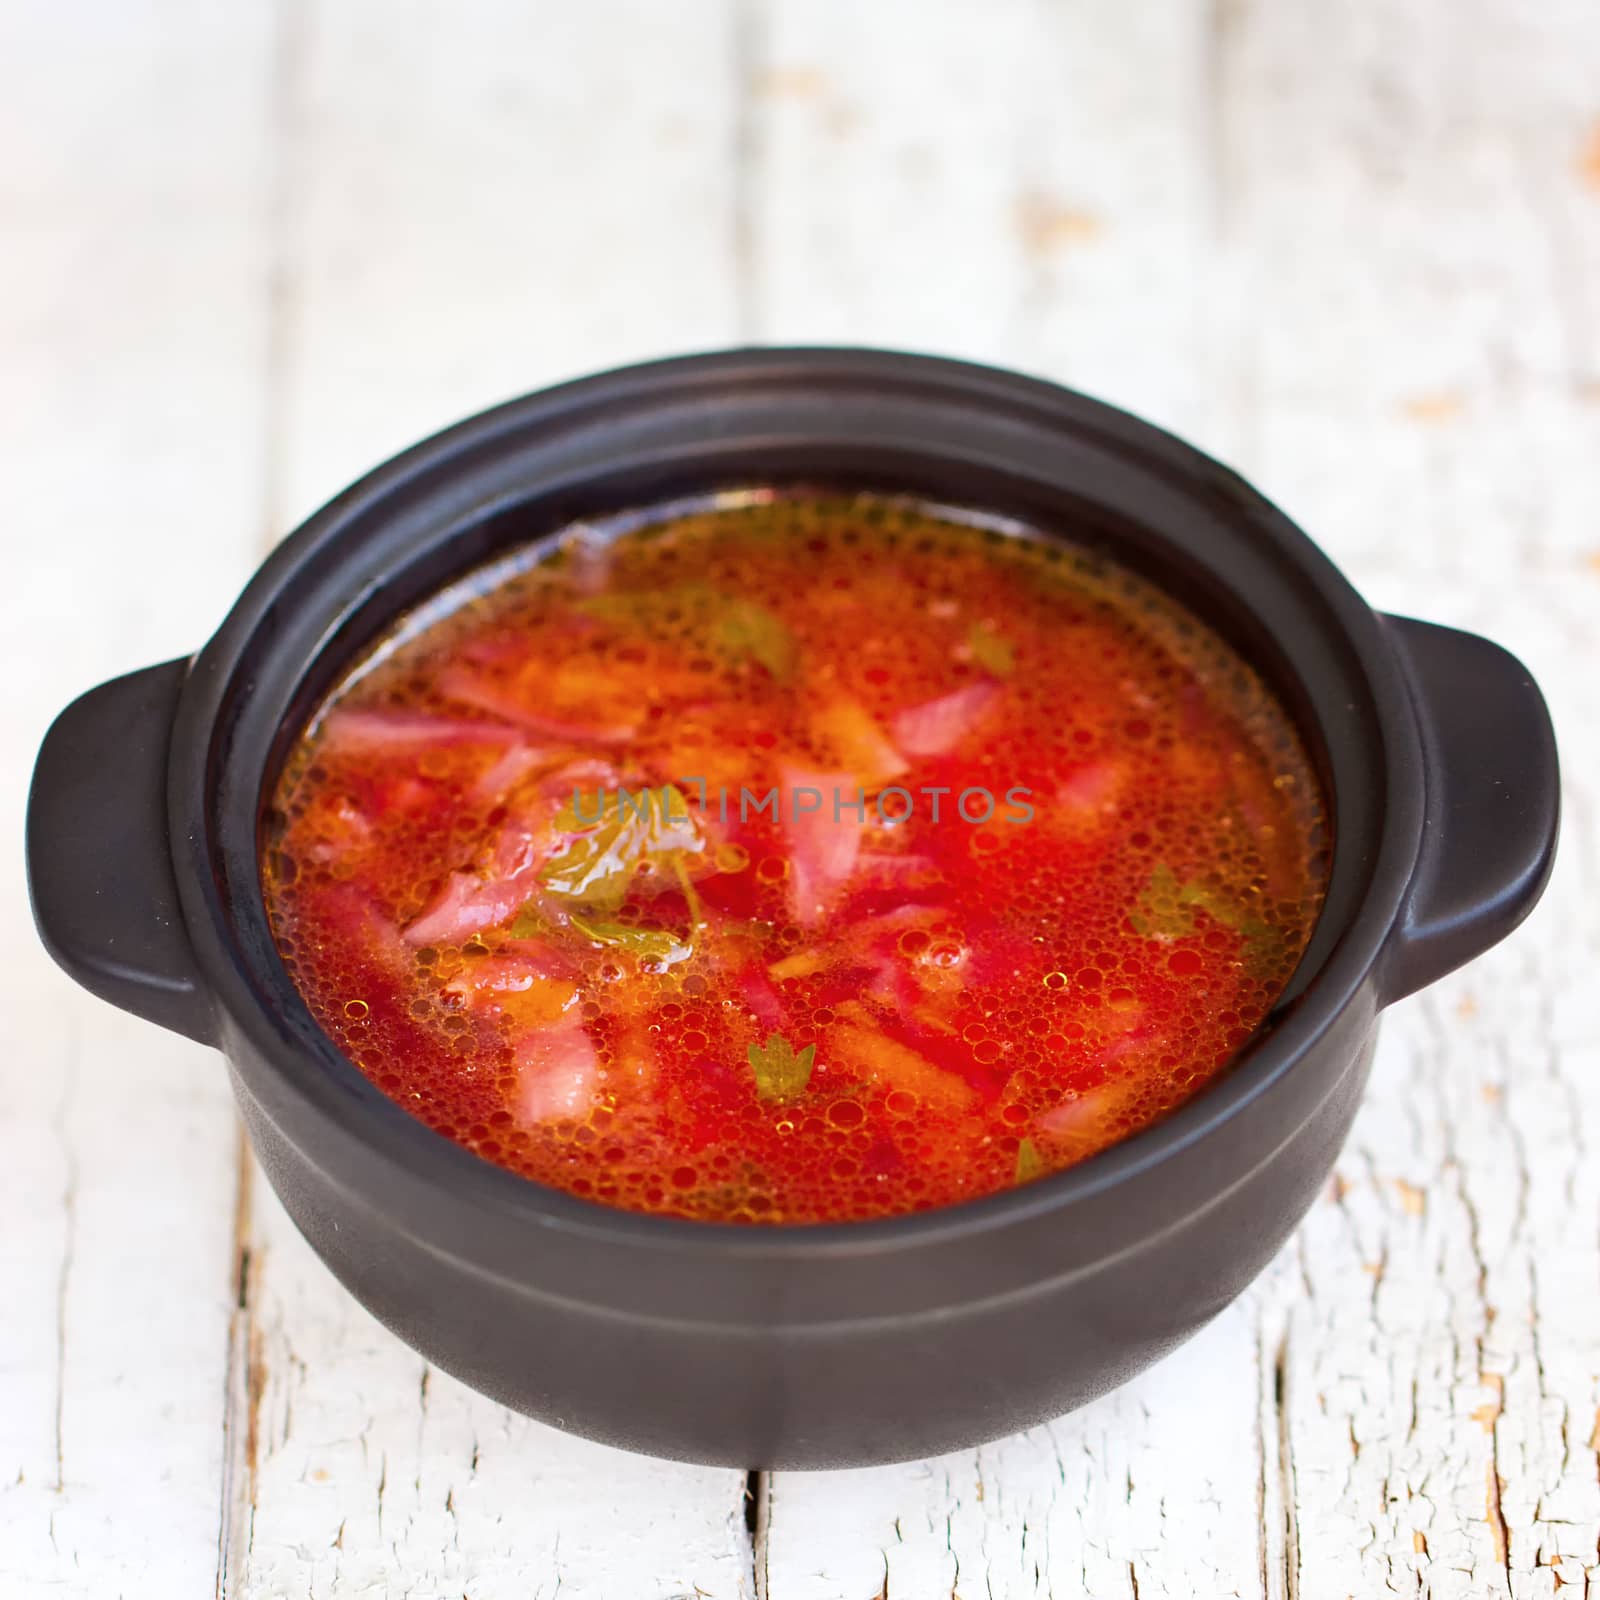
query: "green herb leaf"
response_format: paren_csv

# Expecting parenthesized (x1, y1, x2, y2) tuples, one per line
(1129, 862, 1187, 938)
(568, 914, 692, 966)
(711, 599, 797, 680)
(577, 584, 797, 681)
(1177, 879, 1284, 974)
(747, 1033, 816, 1101)
(1014, 1137, 1047, 1185)
(573, 584, 715, 628)
(508, 903, 546, 938)
(969, 621, 1015, 677)
(541, 783, 704, 910)
(1130, 862, 1285, 975)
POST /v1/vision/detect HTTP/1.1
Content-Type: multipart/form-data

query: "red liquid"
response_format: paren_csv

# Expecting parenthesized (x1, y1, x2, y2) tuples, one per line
(262, 493, 1328, 1223)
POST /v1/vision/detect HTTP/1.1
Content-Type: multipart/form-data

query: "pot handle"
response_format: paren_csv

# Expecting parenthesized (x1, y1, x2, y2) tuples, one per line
(1379, 615, 1558, 1004)
(27, 658, 216, 1044)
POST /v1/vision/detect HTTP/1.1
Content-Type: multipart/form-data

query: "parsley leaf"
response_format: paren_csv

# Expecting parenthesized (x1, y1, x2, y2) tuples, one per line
(712, 599, 797, 681)
(1130, 862, 1285, 975)
(577, 584, 797, 681)
(568, 914, 692, 967)
(1014, 1137, 1047, 1185)
(1129, 862, 1186, 939)
(747, 1034, 816, 1101)
(541, 783, 704, 910)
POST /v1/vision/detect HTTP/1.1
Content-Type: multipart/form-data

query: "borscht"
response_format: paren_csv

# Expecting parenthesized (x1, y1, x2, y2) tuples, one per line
(261, 492, 1329, 1223)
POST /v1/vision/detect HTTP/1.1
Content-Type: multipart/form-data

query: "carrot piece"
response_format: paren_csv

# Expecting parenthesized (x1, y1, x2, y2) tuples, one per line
(811, 697, 909, 786)
(829, 1020, 978, 1111)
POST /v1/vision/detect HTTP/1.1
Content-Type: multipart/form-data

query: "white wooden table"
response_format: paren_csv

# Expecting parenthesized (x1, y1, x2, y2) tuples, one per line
(4, 2, 1597, 1595)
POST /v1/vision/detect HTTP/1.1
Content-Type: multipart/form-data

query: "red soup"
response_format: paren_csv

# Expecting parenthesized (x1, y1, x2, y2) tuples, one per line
(262, 493, 1329, 1223)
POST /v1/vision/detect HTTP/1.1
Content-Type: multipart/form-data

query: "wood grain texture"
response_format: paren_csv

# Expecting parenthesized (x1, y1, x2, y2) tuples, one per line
(271, 0, 745, 530)
(228, 1184, 754, 1599)
(2, 0, 1596, 1596)
(1214, 2, 1600, 1593)
(754, 0, 1600, 1595)
(222, 4, 757, 1597)
(0, 4, 277, 1597)
(749, 0, 1214, 436)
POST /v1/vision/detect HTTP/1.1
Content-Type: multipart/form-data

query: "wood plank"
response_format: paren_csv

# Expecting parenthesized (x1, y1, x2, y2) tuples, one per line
(0, 3, 277, 1594)
(1220, 1, 1600, 1593)
(754, 1, 1600, 1596)
(226, 4, 755, 1596)
(749, 0, 1216, 437)
(748, 3, 1282, 1594)
(233, 1183, 755, 1599)
(763, 1302, 1276, 1600)
(274, 0, 745, 530)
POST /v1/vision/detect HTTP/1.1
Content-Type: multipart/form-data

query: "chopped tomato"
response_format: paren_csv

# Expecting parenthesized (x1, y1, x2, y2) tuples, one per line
(892, 682, 999, 756)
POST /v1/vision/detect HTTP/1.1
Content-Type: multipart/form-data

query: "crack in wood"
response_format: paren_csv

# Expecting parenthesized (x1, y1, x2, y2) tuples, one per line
(216, 1127, 262, 1599)
(745, 1468, 768, 1600)
(52, 1044, 78, 1497)
(1276, 1329, 1300, 1600)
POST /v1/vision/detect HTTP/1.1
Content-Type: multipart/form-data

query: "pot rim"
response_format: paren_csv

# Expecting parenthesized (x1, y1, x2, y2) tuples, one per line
(169, 346, 1423, 1261)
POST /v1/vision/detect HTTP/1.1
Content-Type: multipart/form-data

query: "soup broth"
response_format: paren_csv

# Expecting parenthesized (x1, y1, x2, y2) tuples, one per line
(262, 493, 1329, 1223)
